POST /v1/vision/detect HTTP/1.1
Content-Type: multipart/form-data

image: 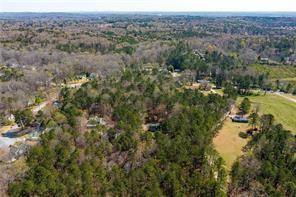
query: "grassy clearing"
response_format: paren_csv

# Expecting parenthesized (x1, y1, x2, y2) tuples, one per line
(215, 91, 296, 171)
(252, 64, 296, 79)
(214, 117, 249, 171)
(238, 93, 296, 133)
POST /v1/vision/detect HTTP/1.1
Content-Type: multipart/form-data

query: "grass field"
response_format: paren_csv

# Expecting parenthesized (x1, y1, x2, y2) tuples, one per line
(238, 93, 296, 133)
(215, 92, 296, 172)
(252, 64, 296, 79)
(213, 117, 249, 171)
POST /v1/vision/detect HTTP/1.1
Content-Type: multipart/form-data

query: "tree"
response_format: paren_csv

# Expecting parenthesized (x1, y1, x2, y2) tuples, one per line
(286, 83, 293, 93)
(235, 76, 252, 95)
(223, 83, 237, 99)
(260, 114, 274, 131)
(166, 42, 207, 71)
(14, 109, 34, 128)
(115, 131, 137, 152)
(249, 112, 259, 130)
(215, 72, 225, 88)
(275, 80, 280, 90)
(240, 98, 251, 115)
(167, 65, 174, 72)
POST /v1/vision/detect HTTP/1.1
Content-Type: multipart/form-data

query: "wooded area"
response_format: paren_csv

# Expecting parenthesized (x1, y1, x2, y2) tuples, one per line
(0, 13, 295, 196)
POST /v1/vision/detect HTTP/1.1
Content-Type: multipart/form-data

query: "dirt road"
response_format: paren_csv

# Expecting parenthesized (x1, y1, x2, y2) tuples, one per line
(274, 92, 296, 103)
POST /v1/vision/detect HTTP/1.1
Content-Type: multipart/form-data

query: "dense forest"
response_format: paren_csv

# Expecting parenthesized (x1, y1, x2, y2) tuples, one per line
(229, 118, 296, 196)
(0, 13, 295, 196)
(1, 14, 296, 116)
(8, 69, 229, 196)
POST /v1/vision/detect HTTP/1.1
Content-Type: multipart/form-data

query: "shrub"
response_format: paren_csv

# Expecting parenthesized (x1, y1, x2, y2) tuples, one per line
(239, 131, 248, 139)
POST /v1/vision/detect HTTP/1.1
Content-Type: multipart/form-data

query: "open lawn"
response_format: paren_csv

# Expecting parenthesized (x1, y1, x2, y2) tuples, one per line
(214, 117, 249, 171)
(238, 93, 296, 133)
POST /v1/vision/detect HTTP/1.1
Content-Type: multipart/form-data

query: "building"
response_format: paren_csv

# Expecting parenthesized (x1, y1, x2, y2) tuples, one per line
(197, 79, 210, 84)
(259, 57, 269, 64)
(87, 116, 107, 128)
(231, 115, 248, 123)
(148, 123, 160, 132)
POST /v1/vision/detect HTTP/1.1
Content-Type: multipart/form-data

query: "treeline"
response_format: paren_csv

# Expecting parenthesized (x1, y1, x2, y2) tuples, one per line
(166, 42, 274, 94)
(229, 115, 296, 196)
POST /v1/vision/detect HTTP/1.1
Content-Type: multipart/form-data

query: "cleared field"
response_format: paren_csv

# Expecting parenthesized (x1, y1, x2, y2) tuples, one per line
(214, 117, 249, 171)
(238, 93, 296, 133)
(215, 92, 296, 171)
(252, 64, 296, 79)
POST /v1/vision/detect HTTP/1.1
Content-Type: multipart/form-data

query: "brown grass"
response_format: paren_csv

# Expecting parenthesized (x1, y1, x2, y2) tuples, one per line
(213, 117, 249, 171)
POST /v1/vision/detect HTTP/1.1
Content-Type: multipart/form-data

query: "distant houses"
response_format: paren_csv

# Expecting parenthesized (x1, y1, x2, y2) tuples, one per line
(259, 57, 269, 64)
(86, 116, 114, 128)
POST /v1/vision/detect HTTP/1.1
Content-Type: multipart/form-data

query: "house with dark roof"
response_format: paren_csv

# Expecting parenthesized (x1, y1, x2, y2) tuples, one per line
(231, 115, 248, 123)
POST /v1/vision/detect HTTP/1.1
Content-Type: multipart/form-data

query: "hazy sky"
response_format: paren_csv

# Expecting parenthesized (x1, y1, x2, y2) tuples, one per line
(1, 0, 296, 12)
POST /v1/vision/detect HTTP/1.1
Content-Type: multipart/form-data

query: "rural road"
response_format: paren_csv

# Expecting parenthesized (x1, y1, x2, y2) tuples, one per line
(274, 92, 296, 103)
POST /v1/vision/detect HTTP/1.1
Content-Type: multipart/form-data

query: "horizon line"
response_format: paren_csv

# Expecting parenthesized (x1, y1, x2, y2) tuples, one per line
(1, 11, 296, 13)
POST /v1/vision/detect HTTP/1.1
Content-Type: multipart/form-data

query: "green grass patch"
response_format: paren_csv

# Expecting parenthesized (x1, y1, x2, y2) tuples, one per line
(252, 64, 296, 79)
(238, 93, 296, 133)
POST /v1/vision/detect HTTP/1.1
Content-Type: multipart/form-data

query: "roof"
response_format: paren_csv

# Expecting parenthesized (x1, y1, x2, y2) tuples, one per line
(232, 116, 248, 123)
(197, 79, 210, 84)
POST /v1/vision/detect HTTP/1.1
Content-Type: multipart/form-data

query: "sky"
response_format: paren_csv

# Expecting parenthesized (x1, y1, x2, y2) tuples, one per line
(1, 0, 296, 12)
